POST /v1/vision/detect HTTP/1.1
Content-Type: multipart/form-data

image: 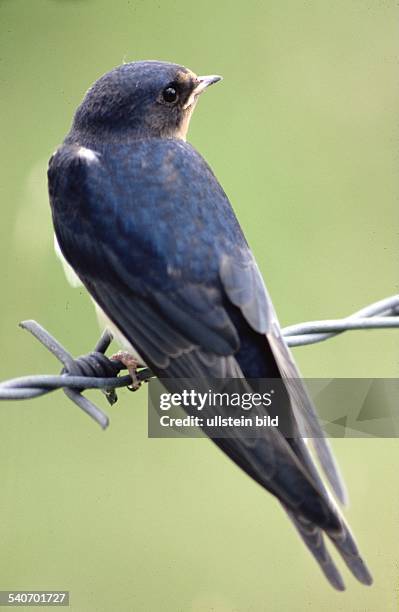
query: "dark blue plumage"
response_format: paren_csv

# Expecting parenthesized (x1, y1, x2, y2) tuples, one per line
(48, 60, 372, 589)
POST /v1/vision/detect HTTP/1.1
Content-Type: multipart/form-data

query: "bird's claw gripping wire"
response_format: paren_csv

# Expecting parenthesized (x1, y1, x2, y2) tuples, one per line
(109, 351, 143, 392)
(0, 321, 153, 429)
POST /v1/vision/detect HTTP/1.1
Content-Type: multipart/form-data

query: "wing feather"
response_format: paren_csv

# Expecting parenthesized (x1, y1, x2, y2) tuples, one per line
(220, 250, 347, 505)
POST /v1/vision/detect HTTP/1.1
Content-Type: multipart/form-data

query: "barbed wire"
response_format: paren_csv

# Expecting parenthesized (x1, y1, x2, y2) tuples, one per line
(0, 294, 398, 429)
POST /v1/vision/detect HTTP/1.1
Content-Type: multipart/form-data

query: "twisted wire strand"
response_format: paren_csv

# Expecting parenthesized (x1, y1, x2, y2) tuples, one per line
(0, 294, 398, 429)
(283, 295, 399, 347)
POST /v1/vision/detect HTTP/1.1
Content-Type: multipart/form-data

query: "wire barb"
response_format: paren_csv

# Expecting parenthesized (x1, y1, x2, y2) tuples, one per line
(0, 294, 398, 428)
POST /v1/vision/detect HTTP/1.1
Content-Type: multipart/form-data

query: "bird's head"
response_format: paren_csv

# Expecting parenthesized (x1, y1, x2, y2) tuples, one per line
(71, 61, 222, 142)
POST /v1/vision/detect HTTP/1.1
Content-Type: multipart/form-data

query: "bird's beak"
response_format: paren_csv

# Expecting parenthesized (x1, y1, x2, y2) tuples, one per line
(183, 74, 223, 109)
(195, 74, 223, 93)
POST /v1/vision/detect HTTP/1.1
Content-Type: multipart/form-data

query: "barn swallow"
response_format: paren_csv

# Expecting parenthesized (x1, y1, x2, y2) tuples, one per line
(48, 60, 372, 589)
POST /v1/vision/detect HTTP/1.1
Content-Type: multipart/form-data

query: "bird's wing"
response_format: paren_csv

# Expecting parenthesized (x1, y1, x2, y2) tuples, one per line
(220, 249, 347, 504)
(74, 278, 346, 538)
(48, 142, 371, 588)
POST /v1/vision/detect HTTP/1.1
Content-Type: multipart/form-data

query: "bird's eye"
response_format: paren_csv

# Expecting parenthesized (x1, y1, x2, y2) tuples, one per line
(162, 86, 178, 104)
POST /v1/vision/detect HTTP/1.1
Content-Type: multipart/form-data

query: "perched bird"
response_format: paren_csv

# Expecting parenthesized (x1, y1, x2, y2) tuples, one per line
(48, 60, 372, 590)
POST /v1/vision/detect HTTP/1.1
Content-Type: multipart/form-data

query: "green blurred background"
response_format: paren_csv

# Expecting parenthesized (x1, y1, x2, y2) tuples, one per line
(0, 1, 397, 610)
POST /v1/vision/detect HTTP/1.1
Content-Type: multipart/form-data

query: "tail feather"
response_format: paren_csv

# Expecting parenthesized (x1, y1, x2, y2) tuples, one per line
(285, 507, 373, 589)
(328, 521, 373, 586)
(286, 508, 345, 591)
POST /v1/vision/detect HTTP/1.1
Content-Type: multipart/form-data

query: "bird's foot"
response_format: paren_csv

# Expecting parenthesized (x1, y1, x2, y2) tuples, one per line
(110, 351, 142, 391)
